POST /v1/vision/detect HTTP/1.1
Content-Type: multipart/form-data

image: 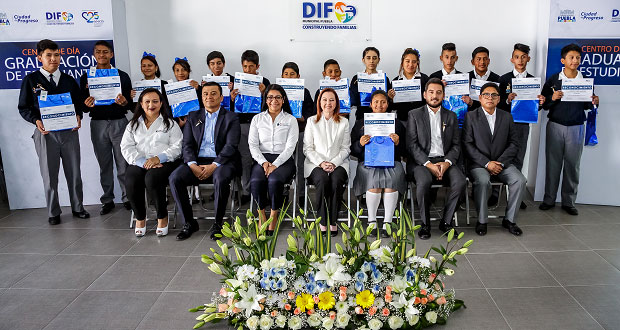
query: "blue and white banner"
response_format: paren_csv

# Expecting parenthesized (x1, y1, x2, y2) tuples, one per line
(319, 78, 351, 113)
(276, 78, 305, 118)
(38, 92, 77, 131)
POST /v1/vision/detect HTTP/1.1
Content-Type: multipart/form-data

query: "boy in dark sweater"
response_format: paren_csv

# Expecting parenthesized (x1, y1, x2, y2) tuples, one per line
(539, 43, 599, 215)
(18, 39, 90, 224)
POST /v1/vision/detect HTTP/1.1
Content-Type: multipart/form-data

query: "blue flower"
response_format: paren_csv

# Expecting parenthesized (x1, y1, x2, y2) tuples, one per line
(354, 271, 368, 282)
(270, 279, 278, 290)
(269, 268, 277, 277)
(405, 268, 416, 282)
(362, 262, 371, 272)
(371, 270, 382, 281)
(276, 268, 287, 278)
(307, 272, 316, 282)
(276, 279, 285, 290)
(316, 280, 327, 290)
(355, 281, 364, 292)
(260, 278, 269, 289)
(306, 281, 317, 293)
(263, 270, 269, 278)
(372, 284, 381, 294)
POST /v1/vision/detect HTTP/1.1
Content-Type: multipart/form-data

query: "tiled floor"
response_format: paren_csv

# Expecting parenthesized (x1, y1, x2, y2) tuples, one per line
(0, 196, 619, 330)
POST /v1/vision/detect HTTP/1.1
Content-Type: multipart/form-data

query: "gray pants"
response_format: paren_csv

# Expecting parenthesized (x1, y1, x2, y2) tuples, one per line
(470, 165, 526, 224)
(239, 123, 252, 195)
(543, 121, 584, 207)
(33, 129, 84, 217)
(491, 123, 530, 199)
(91, 118, 128, 204)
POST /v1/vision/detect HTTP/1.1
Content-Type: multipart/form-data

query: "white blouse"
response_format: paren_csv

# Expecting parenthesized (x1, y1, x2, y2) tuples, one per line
(120, 115, 183, 167)
(248, 110, 299, 167)
(303, 115, 350, 178)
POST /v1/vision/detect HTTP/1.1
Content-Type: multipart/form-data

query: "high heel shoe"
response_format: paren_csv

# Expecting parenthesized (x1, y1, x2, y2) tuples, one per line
(329, 225, 338, 237)
(135, 220, 146, 237)
(156, 219, 169, 237)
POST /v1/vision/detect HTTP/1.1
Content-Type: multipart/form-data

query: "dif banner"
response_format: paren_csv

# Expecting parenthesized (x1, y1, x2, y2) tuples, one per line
(288, 0, 371, 42)
(546, 38, 620, 85)
(0, 40, 114, 89)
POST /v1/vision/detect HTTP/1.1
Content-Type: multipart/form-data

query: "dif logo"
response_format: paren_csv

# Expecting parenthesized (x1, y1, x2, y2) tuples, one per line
(303, 2, 357, 23)
(46, 12, 73, 21)
(612, 9, 620, 22)
(0, 12, 10, 26)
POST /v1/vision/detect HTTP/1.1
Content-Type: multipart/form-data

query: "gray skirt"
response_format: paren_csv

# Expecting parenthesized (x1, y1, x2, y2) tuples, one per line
(353, 161, 407, 196)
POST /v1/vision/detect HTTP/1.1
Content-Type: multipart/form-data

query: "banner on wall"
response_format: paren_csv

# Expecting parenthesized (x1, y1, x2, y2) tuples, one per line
(288, 0, 371, 42)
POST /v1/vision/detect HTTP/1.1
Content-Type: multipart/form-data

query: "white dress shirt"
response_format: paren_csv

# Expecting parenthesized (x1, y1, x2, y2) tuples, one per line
(248, 110, 299, 168)
(442, 68, 457, 76)
(559, 68, 584, 80)
(40, 68, 61, 84)
(427, 106, 444, 157)
(513, 68, 528, 78)
(474, 70, 490, 81)
(483, 108, 497, 135)
(303, 114, 351, 178)
(120, 115, 183, 167)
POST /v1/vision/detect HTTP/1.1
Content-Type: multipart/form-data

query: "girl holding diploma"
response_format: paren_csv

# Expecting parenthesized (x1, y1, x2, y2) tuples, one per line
(351, 90, 406, 238)
(130, 53, 169, 105)
(170, 57, 199, 128)
(349, 47, 392, 119)
(303, 88, 350, 237)
(388, 48, 429, 122)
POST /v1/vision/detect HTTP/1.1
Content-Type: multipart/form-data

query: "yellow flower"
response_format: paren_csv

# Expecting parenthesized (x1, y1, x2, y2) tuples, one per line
(356, 290, 375, 309)
(296, 293, 314, 312)
(317, 292, 336, 310)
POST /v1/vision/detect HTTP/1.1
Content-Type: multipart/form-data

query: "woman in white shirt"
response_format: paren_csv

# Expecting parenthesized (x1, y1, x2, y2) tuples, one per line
(249, 84, 299, 236)
(303, 88, 350, 237)
(121, 88, 183, 237)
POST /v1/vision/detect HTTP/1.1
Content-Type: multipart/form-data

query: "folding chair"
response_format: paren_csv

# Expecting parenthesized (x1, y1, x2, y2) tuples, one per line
(407, 181, 459, 227)
(464, 177, 509, 225)
(303, 181, 352, 227)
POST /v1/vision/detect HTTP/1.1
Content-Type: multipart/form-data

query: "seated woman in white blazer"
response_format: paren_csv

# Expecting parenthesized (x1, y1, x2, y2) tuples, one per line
(303, 88, 350, 237)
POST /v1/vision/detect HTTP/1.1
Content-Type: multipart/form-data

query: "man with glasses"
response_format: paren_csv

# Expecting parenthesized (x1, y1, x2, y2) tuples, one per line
(463, 83, 526, 236)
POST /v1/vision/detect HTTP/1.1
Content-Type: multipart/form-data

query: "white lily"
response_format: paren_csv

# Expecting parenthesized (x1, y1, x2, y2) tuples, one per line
(315, 258, 351, 287)
(235, 284, 265, 318)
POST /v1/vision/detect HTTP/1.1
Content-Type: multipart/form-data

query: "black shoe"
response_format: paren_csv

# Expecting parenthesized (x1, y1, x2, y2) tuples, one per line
(368, 224, 378, 237)
(487, 195, 499, 207)
(380, 229, 389, 238)
(329, 226, 338, 238)
(100, 202, 115, 215)
(48, 215, 61, 225)
(72, 210, 90, 219)
(520, 201, 527, 210)
(438, 221, 458, 236)
(502, 219, 523, 236)
(123, 201, 132, 210)
(475, 222, 487, 236)
(265, 230, 274, 237)
(176, 222, 199, 241)
(417, 225, 431, 240)
(539, 203, 555, 211)
(209, 223, 223, 241)
(561, 205, 579, 216)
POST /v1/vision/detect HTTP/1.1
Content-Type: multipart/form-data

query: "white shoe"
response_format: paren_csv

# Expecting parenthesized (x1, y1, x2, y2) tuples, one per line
(135, 226, 146, 237)
(156, 222, 169, 237)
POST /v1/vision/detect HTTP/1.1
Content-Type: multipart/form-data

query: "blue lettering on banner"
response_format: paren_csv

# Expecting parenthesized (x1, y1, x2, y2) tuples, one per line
(394, 86, 419, 91)
(89, 83, 120, 89)
(41, 111, 74, 119)
(0, 40, 114, 90)
(358, 78, 385, 84)
(281, 85, 304, 90)
(562, 85, 593, 90)
(365, 120, 394, 125)
(167, 86, 194, 94)
(513, 84, 541, 89)
(301, 2, 358, 30)
(612, 9, 620, 22)
(446, 80, 468, 85)
(546, 38, 620, 85)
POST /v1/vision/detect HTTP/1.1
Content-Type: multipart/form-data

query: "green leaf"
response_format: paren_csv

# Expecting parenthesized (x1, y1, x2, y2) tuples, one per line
(193, 321, 205, 329)
(447, 228, 454, 242)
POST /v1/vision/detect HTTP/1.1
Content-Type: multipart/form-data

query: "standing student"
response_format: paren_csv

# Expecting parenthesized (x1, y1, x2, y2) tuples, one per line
(200, 50, 234, 108)
(497, 43, 546, 209)
(230, 50, 271, 203)
(349, 47, 392, 120)
(81, 40, 133, 215)
(170, 57, 201, 128)
(130, 53, 169, 108)
(429, 42, 462, 79)
(539, 44, 599, 215)
(464, 46, 501, 110)
(314, 59, 343, 103)
(388, 48, 429, 122)
(18, 39, 90, 224)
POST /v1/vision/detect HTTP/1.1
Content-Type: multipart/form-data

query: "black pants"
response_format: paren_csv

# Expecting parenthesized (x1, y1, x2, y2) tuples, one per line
(169, 158, 236, 226)
(125, 160, 180, 220)
(307, 166, 348, 226)
(412, 157, 466, 226)
(250, 153, 295, 210)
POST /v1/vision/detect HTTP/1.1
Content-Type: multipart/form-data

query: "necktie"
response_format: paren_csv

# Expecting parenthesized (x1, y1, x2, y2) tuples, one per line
(49, 74, 56, 88)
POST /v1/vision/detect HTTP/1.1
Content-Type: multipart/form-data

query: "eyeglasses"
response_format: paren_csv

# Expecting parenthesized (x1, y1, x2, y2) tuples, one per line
(480, 93, 500, 99)
(266, 95, 283, 101)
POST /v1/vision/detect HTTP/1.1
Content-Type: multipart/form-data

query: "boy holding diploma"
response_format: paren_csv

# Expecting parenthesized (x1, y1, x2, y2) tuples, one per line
(539, 44, 599, 215)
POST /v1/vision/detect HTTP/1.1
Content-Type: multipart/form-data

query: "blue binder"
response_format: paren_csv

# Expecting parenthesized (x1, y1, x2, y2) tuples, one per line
(364, 136, 394, 167)
(511, 100, 538, 124)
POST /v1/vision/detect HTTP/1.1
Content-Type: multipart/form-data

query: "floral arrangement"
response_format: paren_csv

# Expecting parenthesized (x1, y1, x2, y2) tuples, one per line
(190, 207, 471, 329)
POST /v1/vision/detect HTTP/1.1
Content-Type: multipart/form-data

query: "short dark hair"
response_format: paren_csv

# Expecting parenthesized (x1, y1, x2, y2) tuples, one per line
(94, 40, 113, 51)
(363, 46, 380, 58)
(173, 58, 191, 73)
(261, 84, 292, 115)
(282, 62, 300, 75)
(241, 50, 259, 65)
(471, 46, 489, 59)
(36, 39, 59, 54)
(561, 43, 582, 58)
(425, 77, 445, 93)
(370, 89, 389, 102)
(480, 82, 500, 95)
(441, 42, 456, 52)
(207, 51, 225, 64)
(141, 55, 161, 78)
(513, 43, 530, 55)
(201, 81, 222, 96)
(323, 59, 339, 71)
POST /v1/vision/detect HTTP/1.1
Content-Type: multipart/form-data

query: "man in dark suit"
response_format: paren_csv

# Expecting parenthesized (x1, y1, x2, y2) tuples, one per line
(463, 83, 526, 236)
(407, 78, 466, 239)
(169, 82, 241, 240)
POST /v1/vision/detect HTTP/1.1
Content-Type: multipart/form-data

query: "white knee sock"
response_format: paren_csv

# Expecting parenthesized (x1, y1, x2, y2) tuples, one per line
(383, 191, 399, 229)
(366, 191, 382, 225)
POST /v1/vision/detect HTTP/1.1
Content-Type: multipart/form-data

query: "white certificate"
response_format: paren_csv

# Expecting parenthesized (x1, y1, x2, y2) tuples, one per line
(41, 104, 77, 131)
(512, 77, 542, 101)
(319, 78, 350, 102)
(443, 73, 470, 97)
(234, 72, 263, 97)
(87, 75, 122, 101)
(561, 78, 594, 102)
(276, 78, 305, 101)
(132, 79, 161, 102)
(357, 72, 387, 93)
(392, 79, 422, 103)
(364, 112, 395, 136)
(165, 80, 198, 105)
(203, 75, 231, 97)
(469, 79, 498, 101)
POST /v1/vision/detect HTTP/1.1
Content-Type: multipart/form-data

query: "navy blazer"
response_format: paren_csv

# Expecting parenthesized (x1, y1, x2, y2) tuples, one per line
(182, 108, 241, 168)
(463, 107, 519, 170)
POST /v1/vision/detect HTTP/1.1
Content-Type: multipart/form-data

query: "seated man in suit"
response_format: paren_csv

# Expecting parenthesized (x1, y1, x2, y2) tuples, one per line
(407, 78, 466, 240)
(463, 83, 526, 236)
(169, 82, 241, 241)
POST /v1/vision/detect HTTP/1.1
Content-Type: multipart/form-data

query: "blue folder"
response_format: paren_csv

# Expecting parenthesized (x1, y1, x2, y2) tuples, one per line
(234, 94, 262, 114)
(87, 68, 120, 106)
(364, 136, 394, 167)
(443, 95, 468, 128)
(511, 100, 538, 124)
